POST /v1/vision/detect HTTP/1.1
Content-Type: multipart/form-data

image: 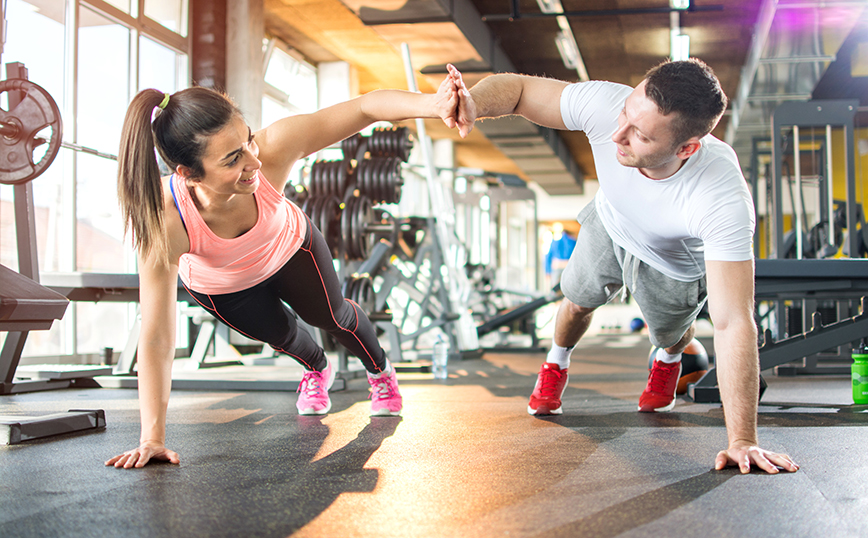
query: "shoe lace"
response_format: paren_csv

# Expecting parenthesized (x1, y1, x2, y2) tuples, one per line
(369, 375, 395, 401)
(538, 367, 563, 397)
(298, 371, 323, 397)
(647, 362, 678, 394)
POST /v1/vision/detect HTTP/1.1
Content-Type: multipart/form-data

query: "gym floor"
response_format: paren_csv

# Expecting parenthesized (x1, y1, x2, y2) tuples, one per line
(2, 333, 867, 538)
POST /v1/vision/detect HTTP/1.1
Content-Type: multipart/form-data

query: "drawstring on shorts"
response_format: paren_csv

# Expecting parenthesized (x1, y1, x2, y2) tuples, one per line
(620, 250, 640, 303)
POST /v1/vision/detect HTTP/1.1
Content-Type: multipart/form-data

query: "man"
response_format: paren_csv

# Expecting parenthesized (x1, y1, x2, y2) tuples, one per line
(446, 60, 798, 474)
(545, 222, 576, 287)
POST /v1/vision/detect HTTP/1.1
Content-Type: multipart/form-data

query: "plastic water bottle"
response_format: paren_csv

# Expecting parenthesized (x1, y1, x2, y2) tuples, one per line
(432, 334, 449, 379)
(852, 345, 868, 404)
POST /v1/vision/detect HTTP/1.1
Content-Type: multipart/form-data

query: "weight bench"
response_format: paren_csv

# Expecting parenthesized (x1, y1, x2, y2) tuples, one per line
(39, 272, 194, 377)
(39, 272, 229, 372)
(40, 272, 342, 392)
(689, 258, 868, 403)
(1, 263, 70, 393)
(0, 263, 106, 444)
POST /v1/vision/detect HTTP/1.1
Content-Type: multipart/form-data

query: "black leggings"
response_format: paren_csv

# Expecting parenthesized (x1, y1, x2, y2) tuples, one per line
(185, 218, 386, 374)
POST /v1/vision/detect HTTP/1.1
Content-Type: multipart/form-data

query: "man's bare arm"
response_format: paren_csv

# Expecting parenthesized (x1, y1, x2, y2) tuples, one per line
(449, 65, 569, 137)
(706, 259, 799, 473)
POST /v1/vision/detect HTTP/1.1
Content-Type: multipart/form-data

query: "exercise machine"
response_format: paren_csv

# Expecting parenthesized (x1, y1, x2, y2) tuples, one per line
(0, 61, 105, 443)
(689, 99, 867, 403)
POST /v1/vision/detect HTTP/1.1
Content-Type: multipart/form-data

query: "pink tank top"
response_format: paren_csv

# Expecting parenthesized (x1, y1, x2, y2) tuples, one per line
(171, 171, 308, 294)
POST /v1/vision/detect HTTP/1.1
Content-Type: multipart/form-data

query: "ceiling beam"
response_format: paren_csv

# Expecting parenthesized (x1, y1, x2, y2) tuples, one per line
(358, 0, 583, 193)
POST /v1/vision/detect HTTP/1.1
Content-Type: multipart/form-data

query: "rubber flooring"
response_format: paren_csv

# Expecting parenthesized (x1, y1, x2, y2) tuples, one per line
(2, 333, 867, 538)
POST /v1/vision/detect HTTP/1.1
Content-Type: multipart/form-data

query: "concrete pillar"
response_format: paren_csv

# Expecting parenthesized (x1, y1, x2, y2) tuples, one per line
(226, 0, 264, 129)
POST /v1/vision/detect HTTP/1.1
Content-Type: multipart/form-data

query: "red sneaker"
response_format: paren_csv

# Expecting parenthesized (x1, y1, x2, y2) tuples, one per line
(528, 363, 569, 415)
(638, 359, 682, 412)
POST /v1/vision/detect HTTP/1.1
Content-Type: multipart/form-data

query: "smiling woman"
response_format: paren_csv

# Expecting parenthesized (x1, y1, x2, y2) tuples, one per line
(108, 74, 463, 468)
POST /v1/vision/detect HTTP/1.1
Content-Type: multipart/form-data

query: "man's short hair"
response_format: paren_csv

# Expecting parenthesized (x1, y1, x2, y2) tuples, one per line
(644, 59, 728, 146)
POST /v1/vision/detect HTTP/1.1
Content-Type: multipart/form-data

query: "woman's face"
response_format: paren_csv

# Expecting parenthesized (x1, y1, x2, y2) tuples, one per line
(193, 115, 261, 196)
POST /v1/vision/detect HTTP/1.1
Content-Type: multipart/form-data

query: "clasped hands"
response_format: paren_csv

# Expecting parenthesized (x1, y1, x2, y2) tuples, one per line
(433, 64, 477, 139)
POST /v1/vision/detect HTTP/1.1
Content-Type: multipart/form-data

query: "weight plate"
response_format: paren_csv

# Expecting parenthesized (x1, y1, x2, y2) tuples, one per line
(329, 161, 338, 196)
(357, 277, 375, 314)
(361, 161, 371, 199)
(341, 197, 353, 258)
(341, 275, 352, 299)
(322, 196, 340, 258)
(357, 196, 375, 260)
(309, 196, 323, 229)
(0, 79, 64, 185)
(337, 161, 348, 197)
(350, 196, 364, 260)
(310, 161, 323, 196)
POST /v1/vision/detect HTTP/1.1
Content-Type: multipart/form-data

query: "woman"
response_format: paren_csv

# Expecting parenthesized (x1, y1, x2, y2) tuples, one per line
(106, 75, 460, 468)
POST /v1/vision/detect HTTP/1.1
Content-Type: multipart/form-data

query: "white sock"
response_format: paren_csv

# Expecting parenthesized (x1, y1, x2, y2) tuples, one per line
(655, 348, 682, 364)
(546, 344, 575, 370)
(368, 360, 392, 379)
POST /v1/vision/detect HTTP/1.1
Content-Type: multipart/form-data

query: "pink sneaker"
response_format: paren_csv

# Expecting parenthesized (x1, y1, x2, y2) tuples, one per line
(368, 367, 403, 416)
(296, 361, 335, 415)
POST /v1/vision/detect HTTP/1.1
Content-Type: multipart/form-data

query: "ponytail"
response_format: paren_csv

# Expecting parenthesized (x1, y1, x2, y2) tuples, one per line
(118, 89, 169, 264)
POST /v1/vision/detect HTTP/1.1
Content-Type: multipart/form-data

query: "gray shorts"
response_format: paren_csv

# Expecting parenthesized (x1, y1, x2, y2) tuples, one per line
(560, 202, 708, 349)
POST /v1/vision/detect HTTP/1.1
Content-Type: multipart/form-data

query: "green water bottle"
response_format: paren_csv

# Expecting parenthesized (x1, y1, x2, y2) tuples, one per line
(852, 346, 868, 405)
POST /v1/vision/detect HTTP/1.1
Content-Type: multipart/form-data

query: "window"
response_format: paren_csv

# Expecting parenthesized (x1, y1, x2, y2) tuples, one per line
(263, 41, 318, 120)
(144, 0, 187, 37)
(261, 40, 319, 188)
(2, 0, 190, 359)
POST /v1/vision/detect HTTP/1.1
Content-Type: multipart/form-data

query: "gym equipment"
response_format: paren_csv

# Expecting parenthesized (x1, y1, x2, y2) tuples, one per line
(0, 264, 71, 393)
(0, 62, 105, 444)
(294, 52, 487, 368)
(767, 100, 861, 260)
(689, 259, 868, 403)
(0, 78, 63, 185)
(475, 283, 562, 351)
(401, 43, 479, 355)
(454, 182, 542, 351)
(1, 409, 105, 446)
(307, 127, 408, 204)
(689, 100, 868, 404)
(0, 62, 74, 394)
(342, 274, 376, 314)
(763, 101, 864, 374)
(648, 339, 709, 395)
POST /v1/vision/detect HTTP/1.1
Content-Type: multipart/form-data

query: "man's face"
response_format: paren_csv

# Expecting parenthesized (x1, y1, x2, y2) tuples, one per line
(611, 80, 683, 179)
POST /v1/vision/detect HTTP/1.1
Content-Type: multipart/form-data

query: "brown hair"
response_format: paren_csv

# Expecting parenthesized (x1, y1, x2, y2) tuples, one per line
(117, 87, 241, 262)
(643, 58, 728, 146)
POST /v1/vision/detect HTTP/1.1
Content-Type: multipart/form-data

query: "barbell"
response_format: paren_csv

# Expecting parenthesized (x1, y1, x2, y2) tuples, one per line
(0, 78, 63, 185)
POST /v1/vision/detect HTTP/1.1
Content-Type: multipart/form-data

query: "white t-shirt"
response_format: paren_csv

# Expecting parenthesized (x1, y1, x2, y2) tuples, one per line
(560, 81, 755, 282)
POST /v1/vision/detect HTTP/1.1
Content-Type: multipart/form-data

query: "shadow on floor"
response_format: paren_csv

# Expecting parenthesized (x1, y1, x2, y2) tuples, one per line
(1, 415, 402, 538)
(534, 469, 736, 538)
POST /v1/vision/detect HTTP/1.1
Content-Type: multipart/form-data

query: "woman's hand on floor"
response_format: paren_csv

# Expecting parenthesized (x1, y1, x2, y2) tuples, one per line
(105, 441, 180, 469)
